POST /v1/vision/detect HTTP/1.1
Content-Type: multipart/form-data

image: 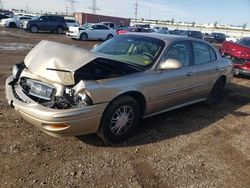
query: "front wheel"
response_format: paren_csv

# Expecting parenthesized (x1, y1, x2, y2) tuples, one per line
(30, 25, 38, 33)
(80, 33, 88, 41)
(98, 96, 140, 143)
(9, 22, 16, 28)
(56, 26, 64, 34)
(206, 77, 226, 105)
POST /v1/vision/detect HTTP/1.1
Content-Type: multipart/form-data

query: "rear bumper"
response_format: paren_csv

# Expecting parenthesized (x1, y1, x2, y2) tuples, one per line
(234, 67, 250, 76)
(5, 76, 108, 137)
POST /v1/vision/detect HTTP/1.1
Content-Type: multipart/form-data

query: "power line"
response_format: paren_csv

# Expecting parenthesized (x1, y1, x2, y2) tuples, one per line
(65, 0, 79, 14)
(134, 0, 138, 20)
(87, 0, 100, 14)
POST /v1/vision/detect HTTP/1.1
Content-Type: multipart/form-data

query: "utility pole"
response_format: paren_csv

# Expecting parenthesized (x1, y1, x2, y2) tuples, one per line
(134, 0, 138, 20)
(65, 0, 79, 15)
(88, 0, 100, 14)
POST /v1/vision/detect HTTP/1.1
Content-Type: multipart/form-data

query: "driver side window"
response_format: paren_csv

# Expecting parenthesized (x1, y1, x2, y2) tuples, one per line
(162, 41, 191, 67)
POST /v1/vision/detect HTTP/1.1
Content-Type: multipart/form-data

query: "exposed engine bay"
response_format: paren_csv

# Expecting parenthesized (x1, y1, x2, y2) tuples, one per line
(18, 77, 93, 109)
(13, 57, 142, 109)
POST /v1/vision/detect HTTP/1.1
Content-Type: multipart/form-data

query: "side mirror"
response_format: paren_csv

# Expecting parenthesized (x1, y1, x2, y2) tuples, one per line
(158, 59, 183, 70)
(93, 44, 99, 49)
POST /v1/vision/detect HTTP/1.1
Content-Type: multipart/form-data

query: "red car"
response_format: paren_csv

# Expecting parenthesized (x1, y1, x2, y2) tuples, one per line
(221, 37, 250, 76)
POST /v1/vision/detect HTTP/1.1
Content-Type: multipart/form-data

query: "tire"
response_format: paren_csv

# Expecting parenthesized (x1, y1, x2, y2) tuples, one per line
(56, 26, 64, 34)
(30, 25, 38, 33)
(80, 33, 88, 41)
(98, 95, 141, 143)
(107, 34, 113, 40)
(206, 77, 226, 105)
(9, 22, 16, 28)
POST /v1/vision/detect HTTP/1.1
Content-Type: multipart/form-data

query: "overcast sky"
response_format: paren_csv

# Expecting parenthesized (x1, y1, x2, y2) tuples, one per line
(3, 0, 250, 25)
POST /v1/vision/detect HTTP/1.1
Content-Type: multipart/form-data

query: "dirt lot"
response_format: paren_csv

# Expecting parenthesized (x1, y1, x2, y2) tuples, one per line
(0, 27, 250, 188)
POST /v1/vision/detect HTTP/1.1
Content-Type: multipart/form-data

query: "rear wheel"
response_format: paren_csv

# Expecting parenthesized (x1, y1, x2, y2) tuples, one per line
(206, 77, 226, 105)
(98, 96, 140, 143)
(30, 25, 38, 33)
(80, 33, 88, 41)
(9, 22, 16, 28)
(107, 34, 113, 40)
(56, 26, 64, 34)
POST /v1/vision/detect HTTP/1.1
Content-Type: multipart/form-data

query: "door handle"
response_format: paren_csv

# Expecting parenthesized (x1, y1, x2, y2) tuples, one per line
(216, 66, 225, 71)
(186, 72, 194, 77)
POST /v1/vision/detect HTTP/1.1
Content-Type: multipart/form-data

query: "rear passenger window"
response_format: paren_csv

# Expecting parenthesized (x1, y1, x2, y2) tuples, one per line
(209, 46, 217, 61)
(192, 42, 210, 65)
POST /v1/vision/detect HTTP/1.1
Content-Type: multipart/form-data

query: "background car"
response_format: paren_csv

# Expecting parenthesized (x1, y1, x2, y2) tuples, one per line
(0, 15, 32, 28)
(225, 35, 237, 42)
(221, 37, 250, 76)
(0, 14, 9, 20)
(99, 22, 116, 29)
(156, 29, 169, 34)
(25, 15, 68, 34)
(204, 32, 226, 43)
(116, 27, 154, 35)
(67, 23, 117, 40)
(180, 30, 203, 39)
(65, 18, 80, 28)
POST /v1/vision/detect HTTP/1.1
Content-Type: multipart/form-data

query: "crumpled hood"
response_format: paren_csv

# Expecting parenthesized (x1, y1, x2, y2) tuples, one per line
(24, 40, 98, 85)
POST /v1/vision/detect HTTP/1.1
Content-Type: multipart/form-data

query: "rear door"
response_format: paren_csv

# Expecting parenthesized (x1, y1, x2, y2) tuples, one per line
(190, 41, 221, 99)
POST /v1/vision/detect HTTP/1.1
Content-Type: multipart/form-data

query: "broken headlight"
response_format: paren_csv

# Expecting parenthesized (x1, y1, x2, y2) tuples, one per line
(20, 78, 55, 101)
(65, 88, 93, 107)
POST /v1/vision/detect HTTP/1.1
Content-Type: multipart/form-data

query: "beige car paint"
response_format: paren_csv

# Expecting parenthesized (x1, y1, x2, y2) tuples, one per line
(5, 34, 233, 137)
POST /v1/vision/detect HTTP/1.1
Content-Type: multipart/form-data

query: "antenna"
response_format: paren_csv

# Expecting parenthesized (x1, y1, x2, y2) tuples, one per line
(88, 0, 100, 14)
(65, 0, 79, 14)
(134, 0, 138, 20)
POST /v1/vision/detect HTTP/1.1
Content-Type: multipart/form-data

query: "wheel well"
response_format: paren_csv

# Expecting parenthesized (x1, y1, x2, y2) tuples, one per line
(30, 24, 38, 29)
(218, 75, 226, 86)
(115, 91, 146, 117)
(9, 22, 16, 26)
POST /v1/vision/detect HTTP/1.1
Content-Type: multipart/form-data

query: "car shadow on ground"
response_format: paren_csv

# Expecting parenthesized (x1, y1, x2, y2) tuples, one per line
(77, 82, 250, 147)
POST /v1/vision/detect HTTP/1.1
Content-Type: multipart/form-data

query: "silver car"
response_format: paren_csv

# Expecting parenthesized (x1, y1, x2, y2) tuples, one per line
(5, 33, 233, 143)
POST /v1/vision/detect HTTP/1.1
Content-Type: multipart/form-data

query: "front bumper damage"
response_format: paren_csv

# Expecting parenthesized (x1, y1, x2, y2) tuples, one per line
(5, 76, 108, 137)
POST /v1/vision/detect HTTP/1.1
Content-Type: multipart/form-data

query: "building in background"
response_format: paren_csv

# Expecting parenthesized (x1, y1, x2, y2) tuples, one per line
(74, 12, 130, 27)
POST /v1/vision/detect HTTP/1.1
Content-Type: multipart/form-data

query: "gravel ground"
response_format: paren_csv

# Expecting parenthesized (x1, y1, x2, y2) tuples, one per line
(0, 27, 250, 188)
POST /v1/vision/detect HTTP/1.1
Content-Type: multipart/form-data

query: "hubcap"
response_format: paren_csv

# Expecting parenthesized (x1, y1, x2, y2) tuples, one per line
(31, 26, 37, 33)
(81, 34, 87, 40)
(58, 27, 63, 33)
(110, 105, 134, 135)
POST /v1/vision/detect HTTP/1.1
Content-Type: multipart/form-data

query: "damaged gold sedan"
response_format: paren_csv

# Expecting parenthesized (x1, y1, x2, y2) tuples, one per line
(5, 33, 233, 143)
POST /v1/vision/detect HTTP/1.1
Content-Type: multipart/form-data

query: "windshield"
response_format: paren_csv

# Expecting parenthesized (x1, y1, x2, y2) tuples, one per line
(237, 39, 250, 48)
(80, 23, 92, 29)
(92, 35, 165, 69)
